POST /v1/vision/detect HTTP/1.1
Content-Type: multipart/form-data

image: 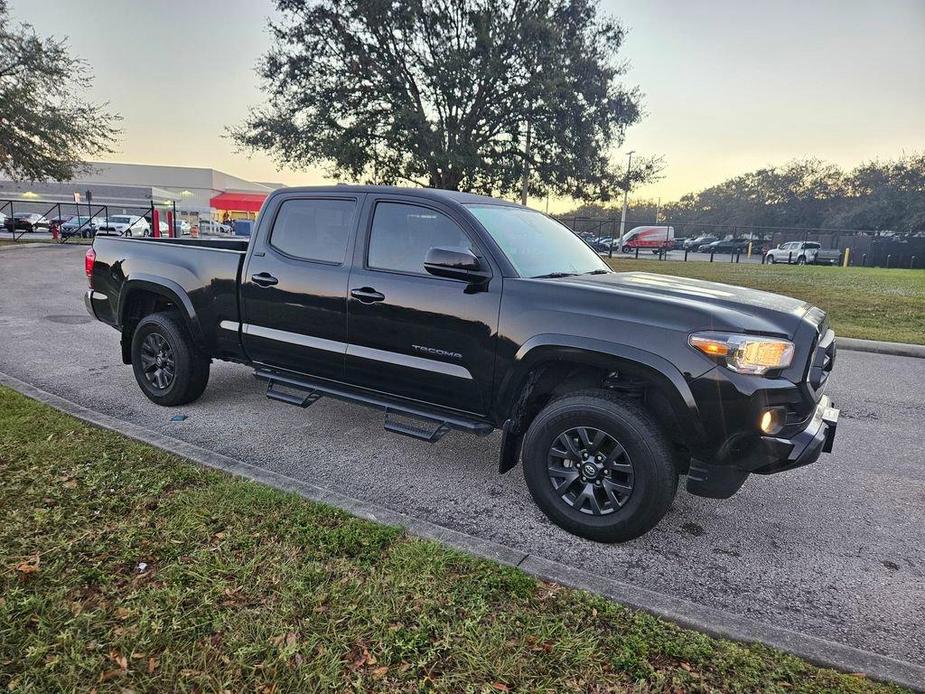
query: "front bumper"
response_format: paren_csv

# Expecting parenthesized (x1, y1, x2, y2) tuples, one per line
(687, 395, 839, 498)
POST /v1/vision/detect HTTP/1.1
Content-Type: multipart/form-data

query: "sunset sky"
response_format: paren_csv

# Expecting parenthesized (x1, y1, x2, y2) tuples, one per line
(12, 0, 925, 211)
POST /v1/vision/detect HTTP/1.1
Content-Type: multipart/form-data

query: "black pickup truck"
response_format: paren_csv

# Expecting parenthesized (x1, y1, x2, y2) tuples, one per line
(84, 186, 839, 542)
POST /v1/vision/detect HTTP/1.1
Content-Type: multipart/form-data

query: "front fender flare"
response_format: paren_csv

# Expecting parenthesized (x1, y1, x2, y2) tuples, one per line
(497, 333, 708, 445)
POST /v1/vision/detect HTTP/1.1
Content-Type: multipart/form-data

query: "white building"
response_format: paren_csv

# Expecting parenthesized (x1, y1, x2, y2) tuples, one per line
(0, 162, 282, 223)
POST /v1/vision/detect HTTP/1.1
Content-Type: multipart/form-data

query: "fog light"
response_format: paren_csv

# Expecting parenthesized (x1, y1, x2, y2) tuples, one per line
(759, 407, 784, 435)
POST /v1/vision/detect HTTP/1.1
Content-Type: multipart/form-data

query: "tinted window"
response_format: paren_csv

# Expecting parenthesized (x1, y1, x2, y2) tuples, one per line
(367, 202, 471, 274)
(270, 198, 355, 263)
(467, 204, 608, 278)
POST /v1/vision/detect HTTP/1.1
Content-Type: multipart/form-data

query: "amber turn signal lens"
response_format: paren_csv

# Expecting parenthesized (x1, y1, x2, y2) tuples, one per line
(689, 335, 730, 358)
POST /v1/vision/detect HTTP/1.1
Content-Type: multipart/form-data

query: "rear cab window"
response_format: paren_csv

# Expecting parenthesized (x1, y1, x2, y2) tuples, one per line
(269, 198, 357, 264)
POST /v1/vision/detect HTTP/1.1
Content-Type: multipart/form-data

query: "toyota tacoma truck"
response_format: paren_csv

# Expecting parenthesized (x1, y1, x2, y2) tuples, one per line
(84, 186, 839, 542)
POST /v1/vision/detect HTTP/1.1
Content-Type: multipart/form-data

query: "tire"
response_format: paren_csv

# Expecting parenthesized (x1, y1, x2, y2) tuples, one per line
(768, 255, 776, 264)
(797, 255, 806, 265)
(131, 311, 210, 406)
(522, 389, 678, 543)
(621, 245, 631, 254)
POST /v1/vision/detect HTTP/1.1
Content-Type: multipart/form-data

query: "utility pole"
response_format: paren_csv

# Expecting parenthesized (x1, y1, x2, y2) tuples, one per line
(520, 119, 531, 206)
(616, 150, 635, 255)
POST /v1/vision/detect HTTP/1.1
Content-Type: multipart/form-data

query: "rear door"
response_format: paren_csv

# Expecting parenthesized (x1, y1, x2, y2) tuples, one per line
(239, 192, 363, 381)
(344, 196, 501, 415)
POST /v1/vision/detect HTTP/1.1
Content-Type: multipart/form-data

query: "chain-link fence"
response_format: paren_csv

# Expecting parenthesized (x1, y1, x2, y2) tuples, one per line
(0, 198, 241, 243)
(556, 216, 924, 269)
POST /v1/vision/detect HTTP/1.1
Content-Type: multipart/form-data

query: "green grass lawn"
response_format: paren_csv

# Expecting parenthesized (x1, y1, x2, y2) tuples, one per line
(0, 387, 901, 693)
(605, 259, 925, 345)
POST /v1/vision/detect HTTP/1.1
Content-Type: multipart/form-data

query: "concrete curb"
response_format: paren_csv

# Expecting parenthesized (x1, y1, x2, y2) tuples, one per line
(1, 370, 922, 692)
(839, 337, 925, 359)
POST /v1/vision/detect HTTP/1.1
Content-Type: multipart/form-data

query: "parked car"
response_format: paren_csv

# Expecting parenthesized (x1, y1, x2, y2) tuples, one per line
(61, 215, 104, 238)
(681, 234, 716, 251)
(85, 185, 839, 543)
(97, 215, 151, 237)
(765, 241, 841, 266)
(4, 212, 50, 232)
(586, 236, 612, 252)
(698, 238, 750, 254)
(47, 215, 72, 228)
(197, 219, 232, 235)
(173, 220, 192, 235)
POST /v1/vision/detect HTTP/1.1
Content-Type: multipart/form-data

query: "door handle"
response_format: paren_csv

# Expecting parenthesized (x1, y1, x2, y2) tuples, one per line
(350, 287, 385, 303)
(251, 272, 278, 287)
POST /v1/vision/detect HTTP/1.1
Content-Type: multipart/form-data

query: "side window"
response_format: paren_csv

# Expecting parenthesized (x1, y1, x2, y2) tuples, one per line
(269, 198, 355, 263)
(367, 202, 472, 275)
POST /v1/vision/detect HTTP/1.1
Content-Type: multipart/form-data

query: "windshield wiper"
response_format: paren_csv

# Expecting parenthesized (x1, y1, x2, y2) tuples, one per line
(581, 269, 611, 275)
(532, 271, 578, 279)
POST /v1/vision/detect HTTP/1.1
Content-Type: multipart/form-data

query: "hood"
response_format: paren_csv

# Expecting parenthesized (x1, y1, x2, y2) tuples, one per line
(555, 271, 812, 338)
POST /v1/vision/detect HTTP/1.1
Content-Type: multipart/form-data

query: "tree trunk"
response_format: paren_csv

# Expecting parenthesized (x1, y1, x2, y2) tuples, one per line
(430, 171, 462, 191)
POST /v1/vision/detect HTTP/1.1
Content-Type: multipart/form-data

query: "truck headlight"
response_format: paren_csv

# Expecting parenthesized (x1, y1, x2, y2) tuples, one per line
(689, 332, 795, 375)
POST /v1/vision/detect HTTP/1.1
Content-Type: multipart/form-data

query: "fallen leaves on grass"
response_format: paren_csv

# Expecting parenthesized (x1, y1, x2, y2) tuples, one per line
(14, 556, 39, 575)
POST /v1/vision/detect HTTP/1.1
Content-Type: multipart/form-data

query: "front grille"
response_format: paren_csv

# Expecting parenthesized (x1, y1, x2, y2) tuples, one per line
(806, 328, 836, 399)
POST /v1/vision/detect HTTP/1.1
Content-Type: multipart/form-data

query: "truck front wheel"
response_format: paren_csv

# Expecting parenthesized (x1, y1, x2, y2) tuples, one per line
(131, 311, 210, 406)
(522, 390, 677, 542)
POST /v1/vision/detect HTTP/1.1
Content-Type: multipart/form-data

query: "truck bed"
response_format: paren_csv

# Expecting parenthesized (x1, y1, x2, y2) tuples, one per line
(86, 235, 248, 361)
(109, 236, 250, 252)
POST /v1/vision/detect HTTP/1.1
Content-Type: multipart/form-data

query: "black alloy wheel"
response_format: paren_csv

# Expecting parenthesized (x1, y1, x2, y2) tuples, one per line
(547, 426, 635, 516)
(139, 332, 176, 391)
(130, 311, 210, 406)
(521, 390, 678, 542)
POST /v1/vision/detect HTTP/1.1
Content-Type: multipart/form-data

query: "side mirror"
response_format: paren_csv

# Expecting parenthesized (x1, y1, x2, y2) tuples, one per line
(424, 246, 490, 283)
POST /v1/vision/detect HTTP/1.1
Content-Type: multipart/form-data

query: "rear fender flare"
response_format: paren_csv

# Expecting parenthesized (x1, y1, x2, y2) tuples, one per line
(119, 276, 205, 347)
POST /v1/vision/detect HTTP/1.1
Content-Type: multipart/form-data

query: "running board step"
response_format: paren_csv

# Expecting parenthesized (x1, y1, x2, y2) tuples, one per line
(254, 368, 494, 440)
(384, 411, 452, 443)
(266, 382, 322, 408)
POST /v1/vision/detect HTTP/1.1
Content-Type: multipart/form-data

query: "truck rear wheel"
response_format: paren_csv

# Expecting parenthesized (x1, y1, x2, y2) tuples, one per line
(522, 390, 677, 542)
(131, 311, 210, 406)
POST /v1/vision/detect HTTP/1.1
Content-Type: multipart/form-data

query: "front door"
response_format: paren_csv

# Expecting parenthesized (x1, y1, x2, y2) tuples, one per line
(345, 197, 501, 415)
(240, 193, 362, 381)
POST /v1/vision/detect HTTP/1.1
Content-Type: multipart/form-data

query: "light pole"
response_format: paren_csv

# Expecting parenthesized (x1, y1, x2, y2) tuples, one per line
(520, 119, 532, 206)
(615, 150, 635, 256)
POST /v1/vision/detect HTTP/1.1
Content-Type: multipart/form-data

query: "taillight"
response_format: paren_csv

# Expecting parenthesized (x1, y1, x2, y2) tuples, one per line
(84, 247, 96, 286)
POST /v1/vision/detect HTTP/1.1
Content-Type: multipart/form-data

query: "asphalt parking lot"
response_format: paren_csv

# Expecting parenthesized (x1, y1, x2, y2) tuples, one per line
(0, 244, 922, 668)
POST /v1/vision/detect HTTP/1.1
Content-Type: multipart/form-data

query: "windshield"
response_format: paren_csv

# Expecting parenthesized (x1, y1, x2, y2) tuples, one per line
(110, 216, 132, 223)
(466, 205, 609, 278)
